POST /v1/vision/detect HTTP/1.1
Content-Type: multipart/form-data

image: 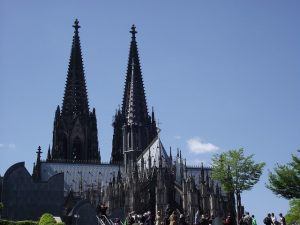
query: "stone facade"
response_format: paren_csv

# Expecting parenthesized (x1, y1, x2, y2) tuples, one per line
(2, 162, 64, 220)
(102, 141, 231, 222)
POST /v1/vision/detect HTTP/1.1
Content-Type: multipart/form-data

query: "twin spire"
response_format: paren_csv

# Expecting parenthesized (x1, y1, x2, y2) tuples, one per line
(62, 19, 89, 118)
(122, 24, 149, 125)
(62, 20, 148, 126)
(55, 20, 156, 164)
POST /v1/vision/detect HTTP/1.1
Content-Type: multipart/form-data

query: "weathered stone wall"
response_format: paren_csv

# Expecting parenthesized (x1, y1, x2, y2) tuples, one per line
(2, 162, 64, 221)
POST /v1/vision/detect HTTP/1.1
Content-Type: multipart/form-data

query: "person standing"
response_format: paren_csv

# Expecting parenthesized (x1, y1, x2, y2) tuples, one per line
(244, 212, 252, 225)
(156, 211, 163, 225)
(179, 214, 187, 225)
(239, 214, 245, 225)
(278, 213, 286, 225)
(252, 215, 257, 225)
(271, 213, 277, 225)
(194, 210, 200, 225)
(165, 205, 172, 225)
(169, 211, 178, 225)
(224, 215, 233, 225)
(264, 214, 272, 225)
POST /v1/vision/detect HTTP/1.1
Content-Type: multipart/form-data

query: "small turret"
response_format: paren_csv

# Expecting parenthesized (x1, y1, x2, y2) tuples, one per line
(184, 158, 188, 179)
(47, 145, 51, 161)
(33, 146, 42, 181)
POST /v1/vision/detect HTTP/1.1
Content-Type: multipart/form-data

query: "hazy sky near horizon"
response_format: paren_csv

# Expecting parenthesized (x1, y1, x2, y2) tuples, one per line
(1, 0, 300, 221)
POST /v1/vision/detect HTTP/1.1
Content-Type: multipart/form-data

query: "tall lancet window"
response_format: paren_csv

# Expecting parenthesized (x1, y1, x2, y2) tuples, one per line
(72, 137, 82, 160)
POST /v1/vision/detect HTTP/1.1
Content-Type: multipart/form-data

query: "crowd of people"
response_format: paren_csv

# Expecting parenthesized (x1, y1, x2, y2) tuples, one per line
(238, 212, 286, 225)
(262, 213, 286, 225)
(107, 208, 287, 225)
(121, 209, 188, 225)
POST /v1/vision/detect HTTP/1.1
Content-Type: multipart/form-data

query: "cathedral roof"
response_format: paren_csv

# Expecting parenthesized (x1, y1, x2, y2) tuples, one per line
(136, 136, 171, 169)
(40, 162, 122, 194)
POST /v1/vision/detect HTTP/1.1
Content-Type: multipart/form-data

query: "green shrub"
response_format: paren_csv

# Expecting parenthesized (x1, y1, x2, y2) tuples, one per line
(38, 214, 56, 225)
(0, 220, 37, 225)
(17, 221, 38, 225)
(0, 219, 15, 225)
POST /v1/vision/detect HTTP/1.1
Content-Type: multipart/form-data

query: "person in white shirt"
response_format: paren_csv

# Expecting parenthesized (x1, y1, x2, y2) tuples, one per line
(271, 213, 278, 225)
(278, 213, 286, 225)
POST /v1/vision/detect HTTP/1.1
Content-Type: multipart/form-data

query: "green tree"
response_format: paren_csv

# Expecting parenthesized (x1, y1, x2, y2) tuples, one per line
(211, 148, 265, 220)
(285, 199, 300, 225)
(267, 151, 300, 199)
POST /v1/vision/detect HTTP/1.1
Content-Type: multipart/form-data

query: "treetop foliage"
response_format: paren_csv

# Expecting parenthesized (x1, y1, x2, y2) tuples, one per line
(212, 148, 265, 194)
(267, 151, 300, 199)
(285, 198, 300, 225)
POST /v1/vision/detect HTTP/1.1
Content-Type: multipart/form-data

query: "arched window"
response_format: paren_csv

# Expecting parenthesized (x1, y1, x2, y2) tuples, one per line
(72, 136, 82, 160)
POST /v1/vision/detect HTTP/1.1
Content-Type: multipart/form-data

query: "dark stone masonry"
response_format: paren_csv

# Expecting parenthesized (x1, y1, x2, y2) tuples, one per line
(2, 162, 64, 220)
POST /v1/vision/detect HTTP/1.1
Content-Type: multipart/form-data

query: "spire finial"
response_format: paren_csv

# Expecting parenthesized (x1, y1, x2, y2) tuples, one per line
(36, 146, 42, 155)
(73, 19, 81, 32)
(130, 24, 137, 40)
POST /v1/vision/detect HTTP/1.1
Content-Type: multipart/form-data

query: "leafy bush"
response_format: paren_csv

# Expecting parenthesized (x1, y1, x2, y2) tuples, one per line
(0, 219, 14, 225)
(38, 214, 64, 225)
(38, 214, 56, 225)
(0, 213, 64, 225)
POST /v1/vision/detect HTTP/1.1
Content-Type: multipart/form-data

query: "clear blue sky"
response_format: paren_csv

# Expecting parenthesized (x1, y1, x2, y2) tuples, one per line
(1, 0, 299, 222)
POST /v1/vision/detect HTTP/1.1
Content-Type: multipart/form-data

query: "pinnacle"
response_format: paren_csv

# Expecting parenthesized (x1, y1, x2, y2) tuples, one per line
(73, 19, 81, 31)
(121, 25, 149, 125)
(130, 24, 137, 40)
(62, 20, 90, 117)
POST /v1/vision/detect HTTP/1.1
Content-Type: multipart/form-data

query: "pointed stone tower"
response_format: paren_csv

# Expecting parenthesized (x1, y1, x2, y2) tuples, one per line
(111, 25, 157, 170)
(50, 19, 100, 163)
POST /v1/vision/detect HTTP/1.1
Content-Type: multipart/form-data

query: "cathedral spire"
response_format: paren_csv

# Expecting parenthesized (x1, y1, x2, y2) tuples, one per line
(111, 25, 157, 166)
(51, 20, 100, 163)
(62, 19, 89, 118)
(122, 25, 148, 124)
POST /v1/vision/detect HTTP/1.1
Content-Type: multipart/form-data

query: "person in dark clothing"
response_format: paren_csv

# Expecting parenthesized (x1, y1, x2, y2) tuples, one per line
(278, 213, 286, 225)
(239, 215, 246, 225)
(264, 214, 273, 225)
(179, 214, 187, 225)
(244, 212, 252, 225)
(200, 214, 209, 225)
(126, 212, 135, 225)
(224, 215, 233, 225)
(165, 205, 172, 225)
